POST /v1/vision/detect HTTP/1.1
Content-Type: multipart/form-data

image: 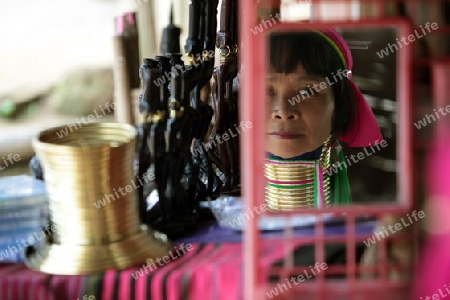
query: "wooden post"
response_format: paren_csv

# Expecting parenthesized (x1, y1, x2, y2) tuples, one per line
(113, 35, 134, 124)
(136, 0, 157, 60)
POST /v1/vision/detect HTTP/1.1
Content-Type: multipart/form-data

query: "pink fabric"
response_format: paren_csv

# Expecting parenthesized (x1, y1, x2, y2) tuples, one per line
(319, 28, 384, 147)
(212, 246, 243, 300)
(341, 81, 384, 147)
(0, 263, 83, 300)
(125, 12, 135, 25)
(162, 243, 203, 300)
(189, 244, 241, 300)
(103, 269, 117, 300)
(116, 16, 125, 35)
(119, 269, 135, 300)
(411, 235, 450, 299)
(427, 135, 450, 195)
(166, 244, 216, 300)
(0, 240, 320, 299)
(411, 134, 450, 298)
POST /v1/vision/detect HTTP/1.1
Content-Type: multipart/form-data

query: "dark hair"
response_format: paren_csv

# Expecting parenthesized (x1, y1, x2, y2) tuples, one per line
(269, 31, 356, 137)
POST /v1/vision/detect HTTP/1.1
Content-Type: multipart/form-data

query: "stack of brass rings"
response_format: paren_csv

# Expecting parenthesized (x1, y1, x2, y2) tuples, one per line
(25, 123, 171, 275)
(265, 135, 334, 211)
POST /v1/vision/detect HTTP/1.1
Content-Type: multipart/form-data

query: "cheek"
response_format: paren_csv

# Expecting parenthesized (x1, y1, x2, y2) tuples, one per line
(304, 98, 334, 136)
(265, 108, 273, 126)
(323, 103, 334, 129)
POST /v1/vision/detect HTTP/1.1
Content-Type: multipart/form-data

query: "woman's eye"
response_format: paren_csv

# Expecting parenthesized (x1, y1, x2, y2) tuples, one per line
(299, 89, 308, 96)
(299, 88, 314, 97)
(267, 87, 276, 97)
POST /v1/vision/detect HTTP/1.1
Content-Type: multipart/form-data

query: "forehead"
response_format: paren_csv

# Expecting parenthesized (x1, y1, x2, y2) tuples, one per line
(267, 64, 323, 84)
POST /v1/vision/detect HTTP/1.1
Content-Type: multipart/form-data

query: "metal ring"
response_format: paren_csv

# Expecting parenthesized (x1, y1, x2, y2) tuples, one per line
(202, 50, 210, 61)
(219, 45, 231, 57)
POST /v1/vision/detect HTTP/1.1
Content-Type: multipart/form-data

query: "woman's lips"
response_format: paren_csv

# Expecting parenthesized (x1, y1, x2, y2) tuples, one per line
(269, 131, 303, 139)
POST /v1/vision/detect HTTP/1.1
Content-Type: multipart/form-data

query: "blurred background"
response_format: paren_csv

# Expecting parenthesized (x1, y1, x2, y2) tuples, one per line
(0, 0, 313, 177)
(0, 0, 181, 175)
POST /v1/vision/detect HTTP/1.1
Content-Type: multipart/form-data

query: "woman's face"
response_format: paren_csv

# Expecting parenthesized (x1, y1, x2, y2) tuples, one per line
(266, 64, 335, 158)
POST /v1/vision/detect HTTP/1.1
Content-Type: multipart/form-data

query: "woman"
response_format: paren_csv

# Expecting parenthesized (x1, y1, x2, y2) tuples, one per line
(265, 28, 383, 210)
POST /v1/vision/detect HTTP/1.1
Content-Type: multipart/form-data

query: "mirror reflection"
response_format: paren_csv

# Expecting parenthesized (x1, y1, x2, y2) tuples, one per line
(265, 27, 398, 210)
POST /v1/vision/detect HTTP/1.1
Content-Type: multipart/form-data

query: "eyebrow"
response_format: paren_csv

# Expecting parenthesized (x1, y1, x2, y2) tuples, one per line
(289, 75, 322, 82)
(267, 75, 322, 83)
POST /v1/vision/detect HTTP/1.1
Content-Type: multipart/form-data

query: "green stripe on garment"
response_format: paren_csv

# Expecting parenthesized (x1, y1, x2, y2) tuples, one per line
(267, 183, 314, 189)
(335, 146, 352, 205)
(313, 30, 347, 70)
(313, 161, 319, 207)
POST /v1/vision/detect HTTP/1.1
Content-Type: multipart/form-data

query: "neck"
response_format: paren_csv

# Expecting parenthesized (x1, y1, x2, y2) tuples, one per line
(268, 146, 323, 161)
(265, 135, 335, 210)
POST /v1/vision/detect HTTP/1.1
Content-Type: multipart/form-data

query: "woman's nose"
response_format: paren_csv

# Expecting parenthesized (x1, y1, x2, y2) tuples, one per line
(271, 109, 300, 120)
(271, 98, 300, 120)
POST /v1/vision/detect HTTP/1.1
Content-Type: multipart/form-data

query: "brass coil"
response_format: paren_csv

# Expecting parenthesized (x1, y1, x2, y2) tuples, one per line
(265, 135, 334, 210)
(25, 123, 172, 275)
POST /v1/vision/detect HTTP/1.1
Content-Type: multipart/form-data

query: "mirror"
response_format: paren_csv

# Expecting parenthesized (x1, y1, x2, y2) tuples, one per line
(263, 22, 412, 209)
